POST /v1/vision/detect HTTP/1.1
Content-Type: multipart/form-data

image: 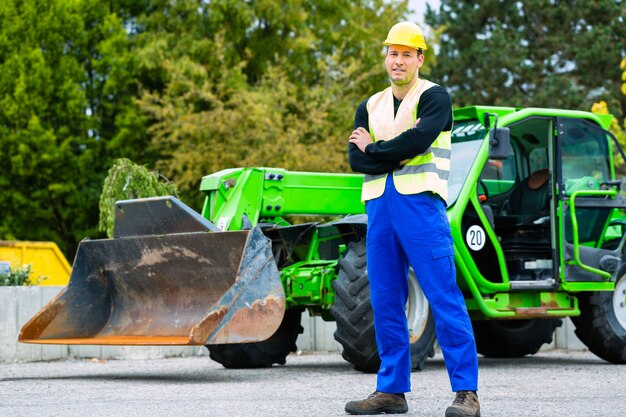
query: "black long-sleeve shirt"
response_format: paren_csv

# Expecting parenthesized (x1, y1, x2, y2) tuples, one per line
(348, 85, 453, 175)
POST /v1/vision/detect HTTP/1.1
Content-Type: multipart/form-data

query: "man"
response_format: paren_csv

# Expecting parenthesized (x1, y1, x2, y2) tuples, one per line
(345, 22, 480, 417)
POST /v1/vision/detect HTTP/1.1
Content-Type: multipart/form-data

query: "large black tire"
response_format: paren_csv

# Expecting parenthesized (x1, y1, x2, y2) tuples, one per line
(207, 309, 303, 368)
(472, 318, 562, 358)
(331, 239, 436, 373)
(570, 267, 626, 364)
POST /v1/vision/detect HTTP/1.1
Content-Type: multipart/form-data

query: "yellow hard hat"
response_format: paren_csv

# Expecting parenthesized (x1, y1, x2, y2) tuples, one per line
(383, 21, 427, 51)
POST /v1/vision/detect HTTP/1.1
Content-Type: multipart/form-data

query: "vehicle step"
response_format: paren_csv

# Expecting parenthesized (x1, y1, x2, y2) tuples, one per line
(509, 278, 557, 291)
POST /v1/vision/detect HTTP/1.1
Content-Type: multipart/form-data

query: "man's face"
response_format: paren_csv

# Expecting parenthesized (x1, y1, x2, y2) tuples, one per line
(385, 45, 423, 86)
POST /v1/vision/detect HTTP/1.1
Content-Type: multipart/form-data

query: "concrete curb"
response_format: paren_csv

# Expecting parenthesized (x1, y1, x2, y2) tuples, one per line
(0, 286, 207, 363)
(0, 286, 585, 363)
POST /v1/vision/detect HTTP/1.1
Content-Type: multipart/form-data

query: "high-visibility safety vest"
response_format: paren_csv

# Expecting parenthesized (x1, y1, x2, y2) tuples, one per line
(362, 78, 451, 202)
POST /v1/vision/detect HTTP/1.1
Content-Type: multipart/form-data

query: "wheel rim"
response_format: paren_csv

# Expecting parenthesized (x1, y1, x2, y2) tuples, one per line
(406, 269, 429, 343)
(613, 274, 626, 330)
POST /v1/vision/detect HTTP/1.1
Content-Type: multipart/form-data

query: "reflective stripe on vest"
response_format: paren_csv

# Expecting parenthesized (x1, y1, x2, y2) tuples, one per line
(394, 130, 451, 200)
(362, 79, 451, 201)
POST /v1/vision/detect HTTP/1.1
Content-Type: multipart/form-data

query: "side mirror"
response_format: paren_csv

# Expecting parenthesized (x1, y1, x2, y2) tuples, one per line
(489, 127, 511, 160)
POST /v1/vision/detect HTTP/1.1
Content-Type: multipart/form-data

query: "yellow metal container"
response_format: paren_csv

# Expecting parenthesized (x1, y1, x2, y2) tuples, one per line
(0, 241, 71, 286)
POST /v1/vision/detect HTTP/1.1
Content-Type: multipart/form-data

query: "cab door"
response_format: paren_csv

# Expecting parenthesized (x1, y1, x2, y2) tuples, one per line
(554, 117, 625, 288)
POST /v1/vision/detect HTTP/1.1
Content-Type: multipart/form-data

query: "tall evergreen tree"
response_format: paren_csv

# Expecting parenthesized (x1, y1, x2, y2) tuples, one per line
(426, 0, 626, 121)
(0, 0, 145, 256)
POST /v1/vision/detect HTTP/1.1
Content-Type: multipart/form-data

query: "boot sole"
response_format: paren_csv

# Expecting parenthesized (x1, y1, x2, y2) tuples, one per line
(345, 404, 409, 415)
(445, 409, 480, 417)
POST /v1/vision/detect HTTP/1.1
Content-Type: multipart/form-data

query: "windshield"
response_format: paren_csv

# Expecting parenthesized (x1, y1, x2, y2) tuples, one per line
(447, 120, 486, 206)
(559, 118, 611, 193)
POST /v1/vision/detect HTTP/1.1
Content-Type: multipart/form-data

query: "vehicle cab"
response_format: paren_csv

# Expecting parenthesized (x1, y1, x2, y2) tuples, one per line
(447, 106, 626, 319)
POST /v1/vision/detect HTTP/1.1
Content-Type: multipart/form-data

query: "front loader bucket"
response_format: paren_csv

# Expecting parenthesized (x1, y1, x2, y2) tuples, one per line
(19, 225, 285, 346)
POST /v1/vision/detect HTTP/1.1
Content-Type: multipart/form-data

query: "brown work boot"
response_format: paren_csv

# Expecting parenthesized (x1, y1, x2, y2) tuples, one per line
(445, 391, 480, 417)
(345, 391, 408, 415)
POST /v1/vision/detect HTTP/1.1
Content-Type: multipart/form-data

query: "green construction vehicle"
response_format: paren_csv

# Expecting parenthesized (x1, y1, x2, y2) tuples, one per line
(20, 106, 626, 371)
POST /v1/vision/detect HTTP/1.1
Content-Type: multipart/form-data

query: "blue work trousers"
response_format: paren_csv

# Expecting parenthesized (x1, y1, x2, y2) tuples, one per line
(366, 175, 478, 393)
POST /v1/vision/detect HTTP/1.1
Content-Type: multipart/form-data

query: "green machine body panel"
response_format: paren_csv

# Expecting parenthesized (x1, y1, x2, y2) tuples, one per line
(200, 167, 364, 313)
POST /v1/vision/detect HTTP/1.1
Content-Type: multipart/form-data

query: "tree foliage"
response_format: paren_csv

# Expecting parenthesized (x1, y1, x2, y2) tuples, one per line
(621, 57, 626, 96)
(426, 0, 626, 121)
(592, 100, 626, 175)
(98, 158, 178, 238)
(0, 0, 149, 256)
(132, 0, 407, 207)
(0, 0, 410, 258)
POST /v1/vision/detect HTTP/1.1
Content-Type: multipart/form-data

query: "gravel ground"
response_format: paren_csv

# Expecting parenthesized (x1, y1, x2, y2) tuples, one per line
(1, 349, 624, 417)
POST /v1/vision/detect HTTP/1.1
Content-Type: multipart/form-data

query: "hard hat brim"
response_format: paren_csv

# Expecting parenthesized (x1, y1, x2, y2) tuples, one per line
(383, 40, 427, 51)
